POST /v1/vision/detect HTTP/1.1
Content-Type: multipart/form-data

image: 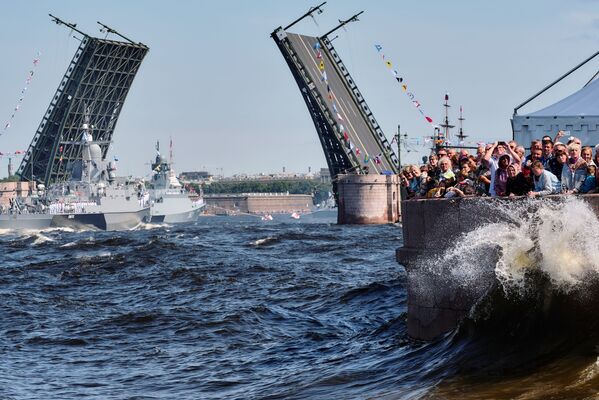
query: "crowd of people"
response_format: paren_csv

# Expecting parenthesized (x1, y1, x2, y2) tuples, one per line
(400, 130, 599, 199)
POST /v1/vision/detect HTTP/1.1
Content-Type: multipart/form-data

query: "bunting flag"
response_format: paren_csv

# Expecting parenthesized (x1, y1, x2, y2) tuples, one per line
(374, 44, 436, 128)
(2, 52, 41, 137)
(310, 39, 367, 165)
(0, 150, 26, 158)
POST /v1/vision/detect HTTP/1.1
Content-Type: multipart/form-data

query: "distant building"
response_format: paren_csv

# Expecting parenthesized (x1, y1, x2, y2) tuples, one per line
(204, 192, 312, 214)
(179, 171, 213, 183)
(219, 172, 317, 182)
(182, 169, 330, 184)
(0, 181, 36, 207)
(319, 168, 331, 183)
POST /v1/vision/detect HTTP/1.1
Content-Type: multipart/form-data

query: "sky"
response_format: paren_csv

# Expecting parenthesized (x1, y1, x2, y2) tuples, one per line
(0, 0, 598, 178)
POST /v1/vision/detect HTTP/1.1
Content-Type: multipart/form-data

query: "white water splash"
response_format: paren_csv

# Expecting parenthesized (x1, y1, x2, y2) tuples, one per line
(137, 222, 170, 231)
(535, 199, 599, 286)
(250, 236, 278, 246)
(32, 233, 54, 245)
(438, 197, 599, 293)
(40, 227, 76, 233)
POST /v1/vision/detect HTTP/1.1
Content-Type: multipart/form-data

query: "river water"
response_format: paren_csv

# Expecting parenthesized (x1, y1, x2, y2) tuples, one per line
(1, 208, 598, 399)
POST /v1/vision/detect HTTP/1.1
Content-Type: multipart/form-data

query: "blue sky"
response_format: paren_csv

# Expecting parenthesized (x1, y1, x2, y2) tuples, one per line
(0, 0, 598, 177)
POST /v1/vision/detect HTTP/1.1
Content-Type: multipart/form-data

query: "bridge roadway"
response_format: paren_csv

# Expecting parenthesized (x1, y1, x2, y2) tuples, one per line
(286, 32, 395, 175)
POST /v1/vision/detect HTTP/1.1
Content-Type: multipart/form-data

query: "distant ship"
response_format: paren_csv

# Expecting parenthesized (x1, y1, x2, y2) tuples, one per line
(148, 141, 204, 223)
(45, 120, 150, 231)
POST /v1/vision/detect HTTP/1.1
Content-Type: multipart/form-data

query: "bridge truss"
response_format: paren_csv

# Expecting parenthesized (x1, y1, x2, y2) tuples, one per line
(272, 5, 398, 194)
(18, 17, 149, 185)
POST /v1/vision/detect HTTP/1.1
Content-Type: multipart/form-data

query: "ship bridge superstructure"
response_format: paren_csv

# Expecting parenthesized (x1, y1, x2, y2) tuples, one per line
(18, 15, 149, 185)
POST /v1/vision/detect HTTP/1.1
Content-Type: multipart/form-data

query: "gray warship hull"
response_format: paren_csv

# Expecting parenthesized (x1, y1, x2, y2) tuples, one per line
(50, 208, 150, 231)
(0, 213, 55, 230)
(150, 206, 202, 223)
(149, 191, 204, 224)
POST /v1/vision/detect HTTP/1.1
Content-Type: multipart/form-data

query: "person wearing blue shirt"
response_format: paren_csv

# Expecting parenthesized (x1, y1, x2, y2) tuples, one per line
(528, 161, 560, 197)
(580, 165, 597, 193)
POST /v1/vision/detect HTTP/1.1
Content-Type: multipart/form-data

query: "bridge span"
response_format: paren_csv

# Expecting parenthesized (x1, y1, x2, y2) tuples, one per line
(272, 6, 398, 196)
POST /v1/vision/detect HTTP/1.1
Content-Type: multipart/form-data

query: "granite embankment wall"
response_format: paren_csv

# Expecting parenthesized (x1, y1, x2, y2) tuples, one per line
(396, 195, 599, 341)
(337, 174, 400, 224)
(204, 193, 312, 214)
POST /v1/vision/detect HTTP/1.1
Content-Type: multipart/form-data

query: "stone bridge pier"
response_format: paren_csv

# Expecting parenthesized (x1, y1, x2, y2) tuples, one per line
(336, 174, 401, 225)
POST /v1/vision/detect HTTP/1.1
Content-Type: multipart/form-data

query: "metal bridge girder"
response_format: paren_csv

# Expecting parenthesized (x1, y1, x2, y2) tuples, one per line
(272, 23, 398, 187)
(18, 35, 148, 185)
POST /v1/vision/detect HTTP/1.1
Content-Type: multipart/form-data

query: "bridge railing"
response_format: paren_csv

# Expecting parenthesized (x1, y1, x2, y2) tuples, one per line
(321, 36, 398, 172)
(272, 27, 361, 182)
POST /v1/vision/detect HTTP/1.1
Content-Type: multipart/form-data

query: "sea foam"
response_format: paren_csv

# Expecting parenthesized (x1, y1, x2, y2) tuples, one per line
(438, 197, 599, 293)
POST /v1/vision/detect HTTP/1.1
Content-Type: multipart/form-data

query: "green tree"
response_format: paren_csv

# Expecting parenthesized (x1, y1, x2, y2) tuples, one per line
(192, 179, 332, 205)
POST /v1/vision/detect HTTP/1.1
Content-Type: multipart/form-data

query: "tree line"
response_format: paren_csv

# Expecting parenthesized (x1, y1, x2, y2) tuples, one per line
(191, 179, 332, 204)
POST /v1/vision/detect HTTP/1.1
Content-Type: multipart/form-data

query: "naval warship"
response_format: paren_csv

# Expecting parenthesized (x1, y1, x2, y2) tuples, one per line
(44, 122, 150, 231)
(0, 128, 150, 231)
(148, 142, 204, 223)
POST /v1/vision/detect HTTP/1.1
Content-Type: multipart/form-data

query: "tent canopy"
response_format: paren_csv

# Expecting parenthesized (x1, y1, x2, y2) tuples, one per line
(512, 78, 599, 146)
(525, 78, 599, 117)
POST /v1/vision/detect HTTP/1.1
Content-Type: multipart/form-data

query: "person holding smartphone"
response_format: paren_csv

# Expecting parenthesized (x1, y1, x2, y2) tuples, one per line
(483, 141, 519, 196)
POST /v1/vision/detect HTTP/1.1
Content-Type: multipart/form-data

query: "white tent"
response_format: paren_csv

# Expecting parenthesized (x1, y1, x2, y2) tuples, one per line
(512, 78, 599, 146)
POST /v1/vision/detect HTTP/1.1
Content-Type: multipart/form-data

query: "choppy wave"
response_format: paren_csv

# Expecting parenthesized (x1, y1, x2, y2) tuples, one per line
(2, 205, 598, 399)
(137, 222, 171, 230)
(0, 213, 419, 399)
(249, 236, 280, 247)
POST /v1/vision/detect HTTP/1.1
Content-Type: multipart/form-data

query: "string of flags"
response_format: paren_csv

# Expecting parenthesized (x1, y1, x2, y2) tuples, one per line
(374, 44, 437, 129)
(312, 42, 379, 166)
(2, 52, 41, 136)
(0, 150, 26, 158)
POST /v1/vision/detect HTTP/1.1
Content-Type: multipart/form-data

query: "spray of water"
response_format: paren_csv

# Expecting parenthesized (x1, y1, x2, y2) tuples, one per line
(435, 197, 599, 294)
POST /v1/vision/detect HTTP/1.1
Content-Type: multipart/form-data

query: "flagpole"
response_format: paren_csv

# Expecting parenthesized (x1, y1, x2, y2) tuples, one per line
(396, 124, 401, 171)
